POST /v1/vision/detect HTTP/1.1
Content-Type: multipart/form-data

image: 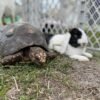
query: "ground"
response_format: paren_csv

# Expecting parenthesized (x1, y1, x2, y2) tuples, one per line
(0, 51, 100, 100)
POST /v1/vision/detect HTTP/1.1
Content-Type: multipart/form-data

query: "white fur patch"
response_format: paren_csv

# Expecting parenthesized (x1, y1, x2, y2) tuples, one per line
(49, 32, 70, 50)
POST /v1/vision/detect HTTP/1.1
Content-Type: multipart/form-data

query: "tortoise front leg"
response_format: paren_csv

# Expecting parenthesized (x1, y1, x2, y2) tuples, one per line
(1, 52, 23, 65)
(46, 51, 57, 59)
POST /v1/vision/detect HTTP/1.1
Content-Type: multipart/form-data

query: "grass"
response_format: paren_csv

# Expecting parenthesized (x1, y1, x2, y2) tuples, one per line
(0, 55, 73, 99)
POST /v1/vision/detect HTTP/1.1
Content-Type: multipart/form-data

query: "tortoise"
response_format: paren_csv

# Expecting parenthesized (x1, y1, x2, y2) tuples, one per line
(0, 23, 56, 65)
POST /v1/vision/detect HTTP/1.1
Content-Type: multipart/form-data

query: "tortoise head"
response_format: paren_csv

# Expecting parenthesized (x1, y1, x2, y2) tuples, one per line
(29, 47, 47, 65)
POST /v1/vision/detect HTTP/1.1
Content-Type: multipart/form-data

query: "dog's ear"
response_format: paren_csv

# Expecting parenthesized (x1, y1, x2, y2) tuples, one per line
(69, 28, 82, 47)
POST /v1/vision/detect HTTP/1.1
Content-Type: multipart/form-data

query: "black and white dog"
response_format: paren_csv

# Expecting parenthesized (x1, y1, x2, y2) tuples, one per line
(43, 27, 93, 61)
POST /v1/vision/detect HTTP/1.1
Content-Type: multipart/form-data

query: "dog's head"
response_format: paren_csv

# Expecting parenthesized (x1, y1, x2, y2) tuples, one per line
(69, 28, 88, 48)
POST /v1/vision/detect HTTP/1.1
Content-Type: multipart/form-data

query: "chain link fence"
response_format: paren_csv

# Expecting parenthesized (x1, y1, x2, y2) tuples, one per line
(83, 0, 100, 51)
(22, 0, 100, 51)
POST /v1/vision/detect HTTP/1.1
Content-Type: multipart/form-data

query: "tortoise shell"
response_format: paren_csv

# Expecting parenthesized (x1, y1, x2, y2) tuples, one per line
(0, 23, 48, 57)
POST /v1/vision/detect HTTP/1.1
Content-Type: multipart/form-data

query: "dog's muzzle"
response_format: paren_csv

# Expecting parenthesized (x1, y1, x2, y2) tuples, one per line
(80, 43, 87, 47)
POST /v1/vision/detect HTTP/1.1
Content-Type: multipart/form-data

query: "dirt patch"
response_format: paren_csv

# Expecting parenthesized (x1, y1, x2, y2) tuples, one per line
(68, 58, 100, 99)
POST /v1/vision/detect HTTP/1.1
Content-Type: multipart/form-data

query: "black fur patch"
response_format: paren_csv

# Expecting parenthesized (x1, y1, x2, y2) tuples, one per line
(44, 34, 54, 44)
(69, 28, 82, 48)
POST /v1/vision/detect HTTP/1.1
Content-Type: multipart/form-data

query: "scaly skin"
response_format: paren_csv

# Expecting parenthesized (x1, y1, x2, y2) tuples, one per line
(1, 52, 23, 65)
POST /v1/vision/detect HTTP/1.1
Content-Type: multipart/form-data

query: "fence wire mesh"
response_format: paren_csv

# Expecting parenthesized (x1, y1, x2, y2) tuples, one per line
(22, 0, 100, 51)
(83, 0, 100, 50)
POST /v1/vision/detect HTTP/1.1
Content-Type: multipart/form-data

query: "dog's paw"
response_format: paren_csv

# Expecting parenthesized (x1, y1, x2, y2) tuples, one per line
(83, 52, 93, 58)
(59, 49, 65, 54)
(70, 55, 89, 61)
(78, 56, 89, 61)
